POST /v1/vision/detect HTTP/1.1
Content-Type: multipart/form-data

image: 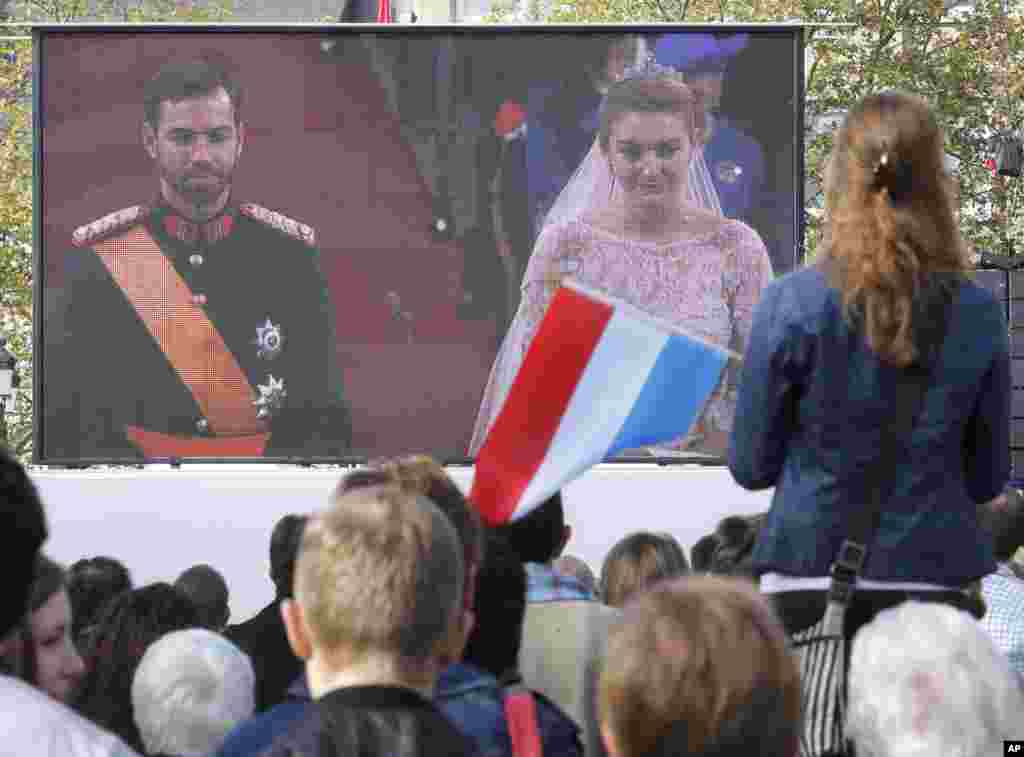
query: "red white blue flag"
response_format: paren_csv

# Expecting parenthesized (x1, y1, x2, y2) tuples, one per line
(470, 281, 732, 526)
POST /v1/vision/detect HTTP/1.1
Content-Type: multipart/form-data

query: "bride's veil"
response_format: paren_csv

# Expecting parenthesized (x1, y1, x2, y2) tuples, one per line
(468, 61, 724, 455)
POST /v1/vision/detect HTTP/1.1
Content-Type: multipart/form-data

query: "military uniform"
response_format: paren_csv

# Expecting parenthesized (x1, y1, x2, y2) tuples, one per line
(525, 78, 603, 242)
(44, 201, 352, 461)
(704, 115, 766, 231)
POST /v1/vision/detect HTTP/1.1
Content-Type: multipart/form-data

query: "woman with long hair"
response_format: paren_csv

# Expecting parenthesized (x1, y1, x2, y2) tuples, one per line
(73, 582, 200, 753)
(22, 555, 88, 703)
(729, 91, 1008, 635)
(471, 63, 772, 457)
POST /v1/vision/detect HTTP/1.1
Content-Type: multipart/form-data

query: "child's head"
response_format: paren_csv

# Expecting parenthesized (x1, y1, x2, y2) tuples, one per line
(283, 485, 465, 685)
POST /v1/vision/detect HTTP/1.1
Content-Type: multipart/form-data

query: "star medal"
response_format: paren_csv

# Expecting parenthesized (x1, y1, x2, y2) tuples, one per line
(254, 318, 283, 360)
(715, 160, 743, 185)
(254, 375, 287, 420)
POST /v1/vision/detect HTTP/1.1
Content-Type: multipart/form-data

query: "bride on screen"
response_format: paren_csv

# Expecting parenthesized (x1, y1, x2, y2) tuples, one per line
(469, 63, 773, 457)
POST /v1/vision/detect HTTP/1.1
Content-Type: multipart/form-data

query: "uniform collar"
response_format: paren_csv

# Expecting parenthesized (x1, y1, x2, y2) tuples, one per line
(152, 199, 238, 246)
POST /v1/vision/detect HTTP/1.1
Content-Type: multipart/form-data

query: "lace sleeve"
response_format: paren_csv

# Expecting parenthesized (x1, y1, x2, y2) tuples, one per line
(468, 223, 577, 454)
(699, 221, 774, 447)
(518, 222, 580, 356)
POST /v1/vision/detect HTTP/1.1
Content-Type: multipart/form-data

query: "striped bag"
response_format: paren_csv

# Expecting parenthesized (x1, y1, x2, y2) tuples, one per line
(791, 611, 849, 757)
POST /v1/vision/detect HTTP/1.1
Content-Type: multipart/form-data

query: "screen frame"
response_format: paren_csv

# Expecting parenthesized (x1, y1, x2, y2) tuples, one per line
(32, 22, 806, 467)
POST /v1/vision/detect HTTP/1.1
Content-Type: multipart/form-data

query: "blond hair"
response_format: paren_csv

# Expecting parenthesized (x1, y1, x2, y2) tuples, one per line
(295, 486, 464, 663)
(599, 576, 800, 757)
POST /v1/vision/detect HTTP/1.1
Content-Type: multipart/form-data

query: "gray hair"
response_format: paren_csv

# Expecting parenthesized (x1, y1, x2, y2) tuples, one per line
(131, 628, 255, 757)
(847, 601, 1024, 757)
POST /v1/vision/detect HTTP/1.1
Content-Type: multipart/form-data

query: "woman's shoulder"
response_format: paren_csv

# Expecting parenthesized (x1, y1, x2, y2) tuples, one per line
(712, 217, 770, 257)
(953, 275, 1008, 329)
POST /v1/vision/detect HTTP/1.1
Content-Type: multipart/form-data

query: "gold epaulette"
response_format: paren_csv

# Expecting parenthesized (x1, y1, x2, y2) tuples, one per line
(71, 205, 150, 248)
(239, 203, 316, 247)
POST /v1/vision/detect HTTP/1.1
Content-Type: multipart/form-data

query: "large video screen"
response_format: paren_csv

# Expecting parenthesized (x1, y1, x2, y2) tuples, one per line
(36, 26, 802, 464)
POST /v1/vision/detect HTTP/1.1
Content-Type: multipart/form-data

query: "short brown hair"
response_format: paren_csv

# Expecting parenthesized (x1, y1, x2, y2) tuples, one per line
(295, 486, 464, 663)
(599, 576, 800, 757)
(600, 531, 689, 608)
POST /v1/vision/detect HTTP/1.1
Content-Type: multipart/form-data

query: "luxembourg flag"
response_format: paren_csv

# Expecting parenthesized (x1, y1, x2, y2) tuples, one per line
(470, 281, 733, 526)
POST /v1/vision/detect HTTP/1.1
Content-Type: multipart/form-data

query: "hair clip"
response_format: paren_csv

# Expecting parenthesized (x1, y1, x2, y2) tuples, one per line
(874, 151, 889, 174)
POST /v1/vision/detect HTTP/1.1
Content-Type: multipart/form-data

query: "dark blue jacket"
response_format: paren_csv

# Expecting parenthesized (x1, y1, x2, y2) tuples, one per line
(729, 265, 1008, 585)
(216, 675, 309, 757)
(436, 663, 581, 757)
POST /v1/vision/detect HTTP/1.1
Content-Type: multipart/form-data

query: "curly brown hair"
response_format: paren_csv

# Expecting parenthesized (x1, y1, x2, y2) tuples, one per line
(822, 90, 969, 367)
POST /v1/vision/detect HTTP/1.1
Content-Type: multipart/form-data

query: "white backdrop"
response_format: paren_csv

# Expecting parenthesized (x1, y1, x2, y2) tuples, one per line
(30, 464, 774, 624)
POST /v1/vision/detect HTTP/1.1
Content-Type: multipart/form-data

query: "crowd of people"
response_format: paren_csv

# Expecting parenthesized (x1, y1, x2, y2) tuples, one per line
(2, 444, 1024, 756)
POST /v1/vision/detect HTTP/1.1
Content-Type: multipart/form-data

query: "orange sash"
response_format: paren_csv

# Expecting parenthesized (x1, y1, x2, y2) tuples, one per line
(93, 226, 270, 457)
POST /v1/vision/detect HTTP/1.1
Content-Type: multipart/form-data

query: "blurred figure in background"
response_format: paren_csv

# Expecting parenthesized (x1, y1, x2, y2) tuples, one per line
(977, 486, 1024, 679)
(599, 531, 690, 608)
(68, 556, 133, 655)
(174, 564, 230, 632)
(23, 554, 87, 703)
(0, 444, 141, 756)
(552, 555, 598, 597)
(74, 582, 201, 754)
(225, 514, 308, 714)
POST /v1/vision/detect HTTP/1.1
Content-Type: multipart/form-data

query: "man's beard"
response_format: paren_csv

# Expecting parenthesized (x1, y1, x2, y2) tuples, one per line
(164, 164, 234, 211)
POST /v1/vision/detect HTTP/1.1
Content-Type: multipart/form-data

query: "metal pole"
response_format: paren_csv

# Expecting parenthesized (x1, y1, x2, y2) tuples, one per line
(0, 397, 7, 446)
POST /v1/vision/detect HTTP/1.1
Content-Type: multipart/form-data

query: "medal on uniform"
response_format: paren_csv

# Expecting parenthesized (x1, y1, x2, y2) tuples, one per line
(254, 318, 283, 360)
(715, 160, 743, 184)
(254, 375, 287, 420)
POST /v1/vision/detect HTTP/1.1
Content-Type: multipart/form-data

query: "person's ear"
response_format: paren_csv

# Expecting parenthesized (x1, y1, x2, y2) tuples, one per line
(236, 119, 245, 159)
(280, 599, 313, 660)
(436, 607, 474, 668)
(556, 525, 572, 559)
(142, 121, 157, 160)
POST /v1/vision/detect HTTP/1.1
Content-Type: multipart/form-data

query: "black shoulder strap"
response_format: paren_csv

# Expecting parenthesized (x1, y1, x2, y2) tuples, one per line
(826, 285, 953, 610)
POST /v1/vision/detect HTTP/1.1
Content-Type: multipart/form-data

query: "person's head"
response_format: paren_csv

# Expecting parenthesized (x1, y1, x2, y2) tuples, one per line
(708, 513, 765, 577)
(142, 57, 245, 220)
(0, 444, 47, 640)
(67, 556, 133, 651)
(979, 487, 1024, 563)
(847, 601, 1024, 757)
(462, 531, 527, 679)
(336, 456, 485, 651)
(690, 534, 720, 573)
(653, 33, 748, 113)
(600, 531, 690, 608)
(494, 491, 569, 566)
(74, 582, 201, 752)
(342, 456, 485, 582)
(132, 628, 255, 757)
(25, 554, 86, 702)
(822, 91, 969, 367)
(173, 564, 230, 631)
(269, 514, 309, 599)
(597, 72, 707, 217)
(553, 554, 598, 595)
(599, 576, 800, 757)
(579, 35, 641, 92)
(282, 486, 465, 694)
